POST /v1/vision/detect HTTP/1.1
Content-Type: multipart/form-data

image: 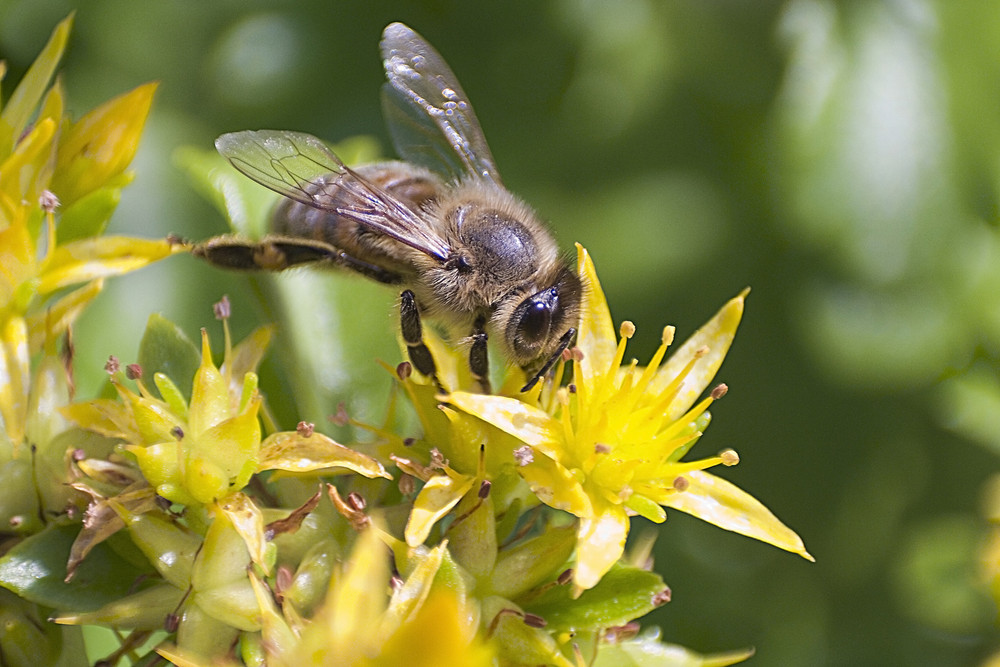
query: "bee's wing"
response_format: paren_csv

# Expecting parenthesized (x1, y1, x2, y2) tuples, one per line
(216, 130, 450, 261)
(380, 22, 502, 186)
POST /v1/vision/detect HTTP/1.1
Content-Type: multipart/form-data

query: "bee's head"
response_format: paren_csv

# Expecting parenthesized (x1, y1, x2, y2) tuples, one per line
(503, 265, 582, 382)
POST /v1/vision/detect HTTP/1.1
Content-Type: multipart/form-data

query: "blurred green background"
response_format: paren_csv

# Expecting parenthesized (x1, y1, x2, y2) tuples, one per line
(4, 0, 1000, 664)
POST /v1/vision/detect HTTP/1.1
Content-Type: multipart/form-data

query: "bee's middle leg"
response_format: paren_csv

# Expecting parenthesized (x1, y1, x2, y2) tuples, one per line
(399, 290, 443, 392)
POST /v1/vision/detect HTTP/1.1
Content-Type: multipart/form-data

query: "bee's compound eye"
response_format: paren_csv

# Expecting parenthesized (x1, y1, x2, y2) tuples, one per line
(512, 287, 558, 351)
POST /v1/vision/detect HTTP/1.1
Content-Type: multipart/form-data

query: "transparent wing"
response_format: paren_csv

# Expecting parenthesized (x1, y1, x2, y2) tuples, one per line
(380, 22, 502, 185)
(215, 129, 450, 261)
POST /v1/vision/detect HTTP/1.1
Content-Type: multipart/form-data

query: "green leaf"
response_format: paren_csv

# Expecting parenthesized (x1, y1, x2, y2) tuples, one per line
(525, 563, 668, 632)
(0, 523, 151, 612)
(138, 313, 201, 402)
(0, 14, 73, 159)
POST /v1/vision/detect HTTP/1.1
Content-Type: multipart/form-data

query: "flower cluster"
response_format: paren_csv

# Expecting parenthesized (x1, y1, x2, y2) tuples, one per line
(0, 15, 810, 667)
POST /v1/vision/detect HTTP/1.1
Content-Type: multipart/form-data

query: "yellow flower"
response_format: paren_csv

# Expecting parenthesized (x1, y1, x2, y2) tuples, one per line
(449, 244, 812, 591)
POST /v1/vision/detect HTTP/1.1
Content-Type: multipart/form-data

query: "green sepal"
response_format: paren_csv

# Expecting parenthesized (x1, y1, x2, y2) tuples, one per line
(491, 523, 576, 601)
(138, 313, 201, 402)
(525, 562, 669, 632)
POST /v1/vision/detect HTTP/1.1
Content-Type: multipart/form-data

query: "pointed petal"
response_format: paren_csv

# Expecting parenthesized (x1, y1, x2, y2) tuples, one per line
(258, 430, 391, 479)
(652, 290, 747, 421)
(575, 244, 617, 396)
(405, 472, 475, 546)
(447, 391, 561, 456)
(575, 503, 629, 591)
(216, 493, 271, 575)
(662, 470, 813, 561)
(50, 82, 158, 206)
(0, 14, 72, 158)
(518, 450, 592, 517)
(38, 236, 179, 294)
(0, 316, 30, 445)
(26, 279, 103, 352)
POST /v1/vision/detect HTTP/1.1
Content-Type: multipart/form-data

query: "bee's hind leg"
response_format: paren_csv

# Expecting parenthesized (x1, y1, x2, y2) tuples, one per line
(399, 290, 444, 393)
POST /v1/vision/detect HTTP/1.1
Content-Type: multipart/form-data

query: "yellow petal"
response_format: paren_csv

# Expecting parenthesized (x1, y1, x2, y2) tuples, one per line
(0, 213, 35, 305)
(38, 235, 179, 294)
(50, 82, 158, 206)
(26, 279, 103, 353)
(447, 391, 561, 457)
(258, 430, 391, 479)
(405, 472, 475, 546)
(0, 316, 29, 445)
(0, 117, 56, 209)
(574, 244, 617, 396)
(188, 329, 231, 436)
(216, 493, 271, 575)
(0, 14, 72, 159)
(662, 469, 813, 561)
(651, 290, 747, 421)
(382, 540, 446, 636)
(574, 502, 629, 591)
(517, 450, 592, 517)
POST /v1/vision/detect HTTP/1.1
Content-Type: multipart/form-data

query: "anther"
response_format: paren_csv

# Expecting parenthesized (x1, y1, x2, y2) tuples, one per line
(105, 356, 120, 375)
(662, 326, 675, 347)
(125, 363, 142, 380)
(652, 587, 672, 606)
(478, 479, 492, 499)
(711, 383, 728, 400)
(513, 445, 534, 466)
(619, 321, 636, 339)
(720, 449, 740, 466)
(396, 361, 412, 381)
(39, 190, 60, 212)
(297, 421, 315, 437)
(213, 295, 231, 320)
(672, 476, 689, 492)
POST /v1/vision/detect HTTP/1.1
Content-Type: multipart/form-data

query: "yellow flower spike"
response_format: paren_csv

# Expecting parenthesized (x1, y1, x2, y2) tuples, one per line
(49, 82, 158, 206)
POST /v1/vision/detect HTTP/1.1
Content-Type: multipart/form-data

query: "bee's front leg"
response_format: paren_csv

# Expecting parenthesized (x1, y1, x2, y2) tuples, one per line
(399, 290, 444, 393)
(469, 316, 491, 394)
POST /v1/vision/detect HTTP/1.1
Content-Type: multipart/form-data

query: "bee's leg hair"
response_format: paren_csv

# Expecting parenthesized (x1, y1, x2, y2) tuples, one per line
(520, 327, 576, 393)
(399, 290, 444, 392)
(469, 316, 491, 394)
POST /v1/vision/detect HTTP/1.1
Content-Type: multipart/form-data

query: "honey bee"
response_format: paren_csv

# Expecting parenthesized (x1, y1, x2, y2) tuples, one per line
(194, 22, 581, 393)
